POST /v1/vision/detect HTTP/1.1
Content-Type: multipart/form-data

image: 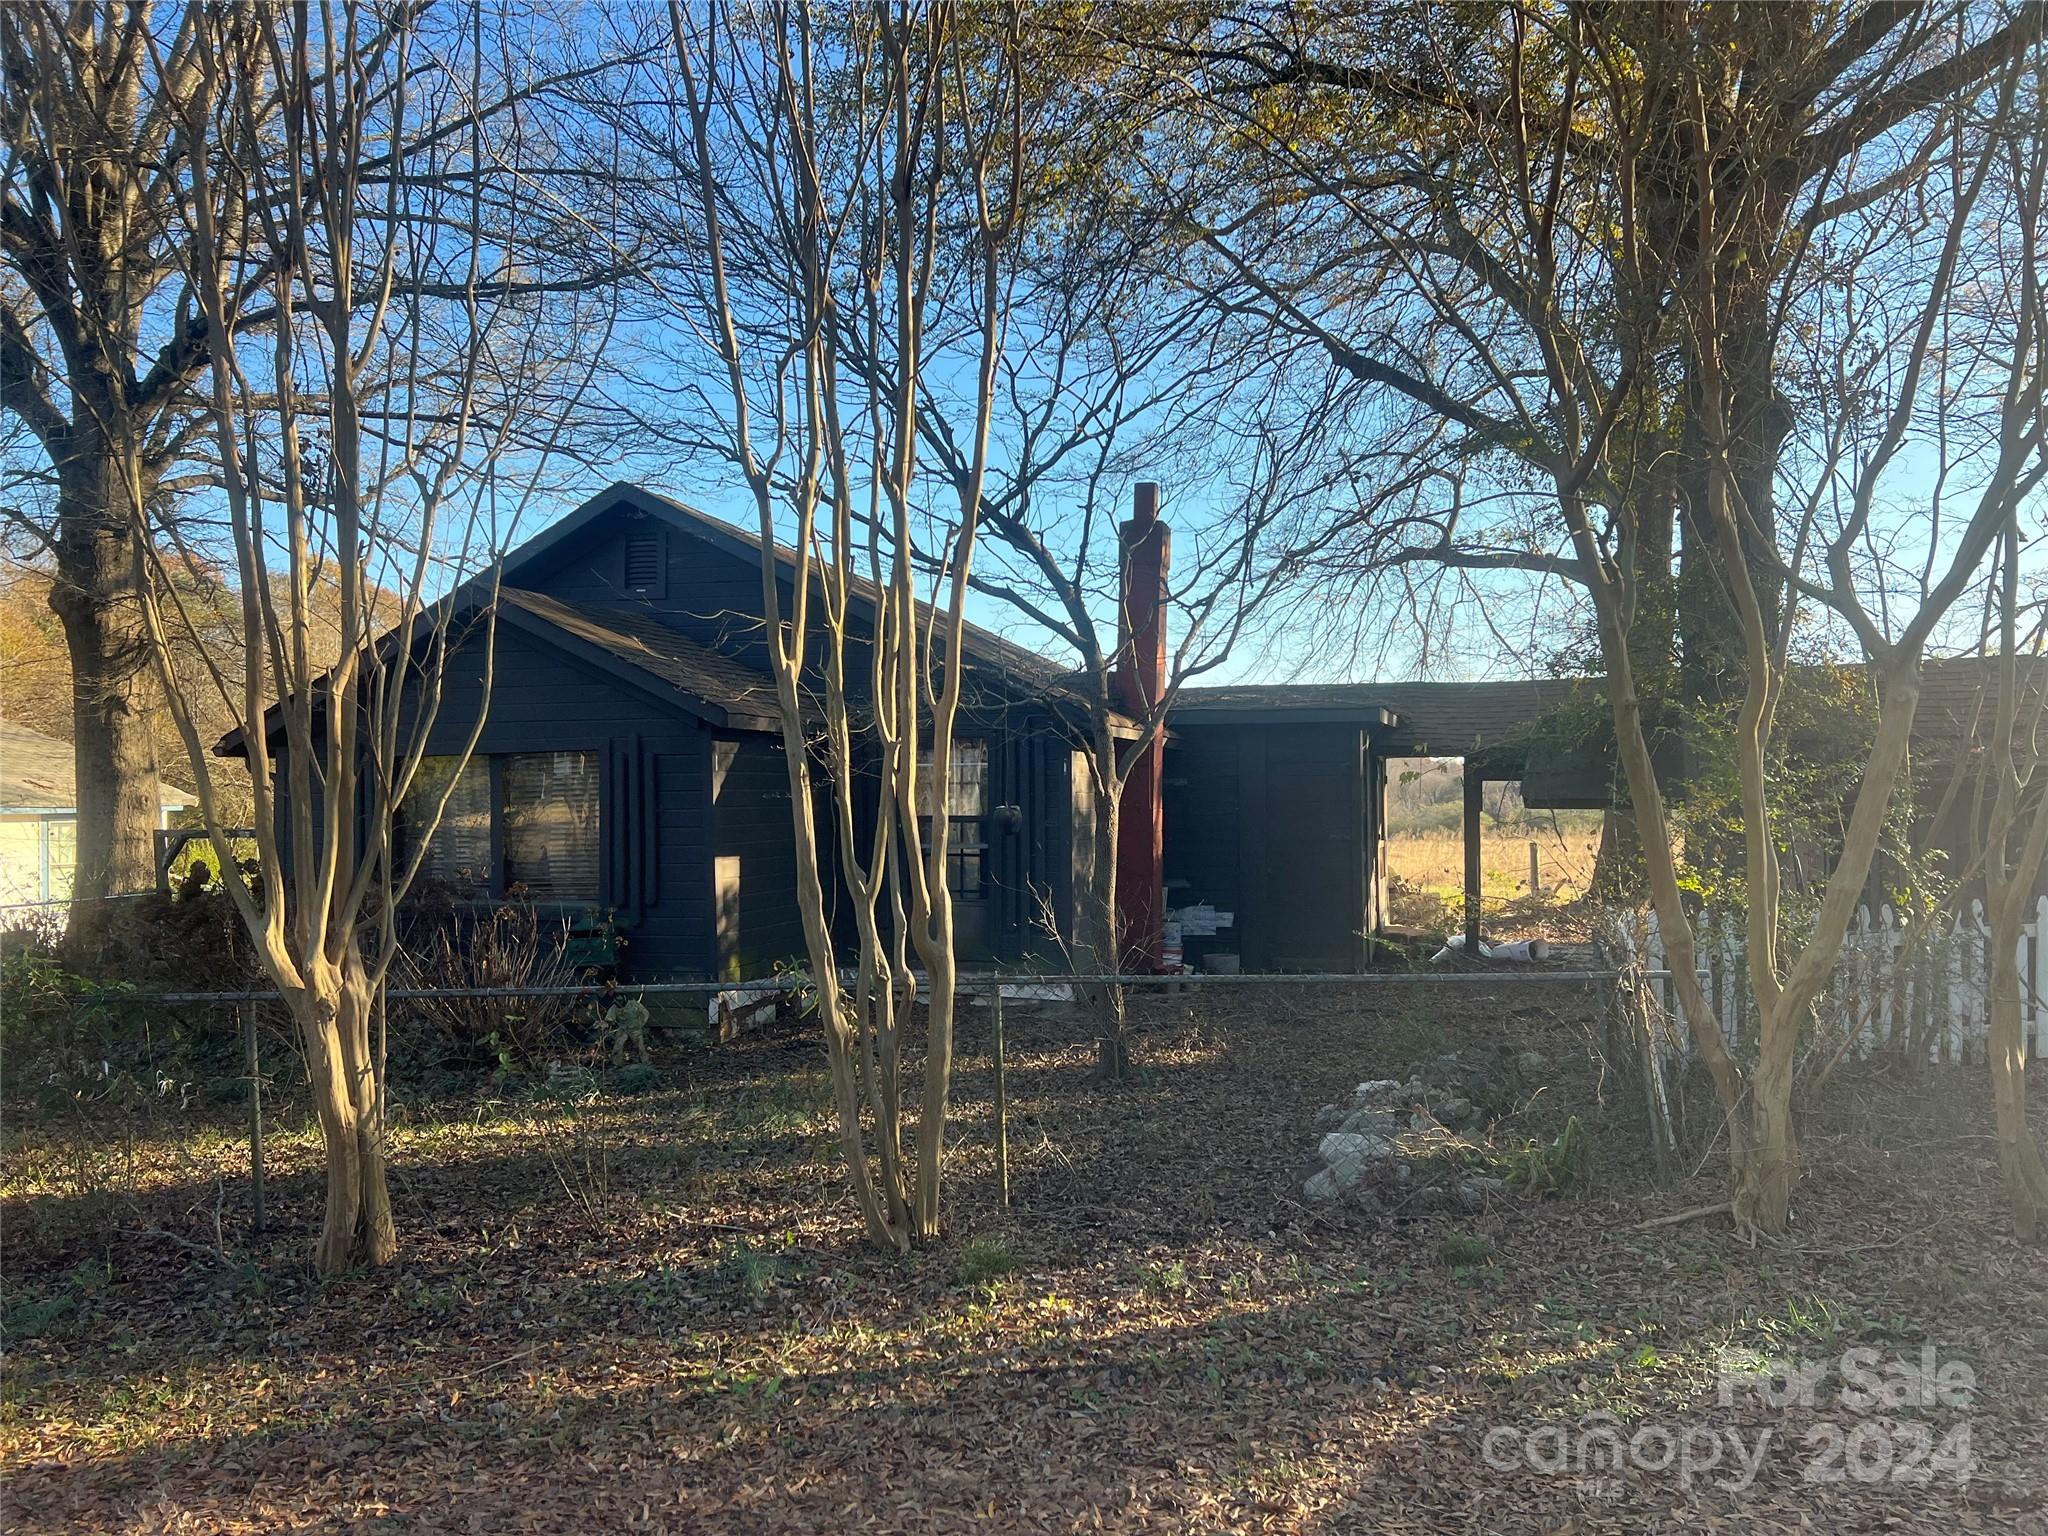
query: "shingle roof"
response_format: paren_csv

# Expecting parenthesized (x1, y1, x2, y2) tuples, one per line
(610, 484, 1109, 716)
(499, 589, 785, 727)
(1, 720, 195, 810)
(1911, 655, 2048, 744)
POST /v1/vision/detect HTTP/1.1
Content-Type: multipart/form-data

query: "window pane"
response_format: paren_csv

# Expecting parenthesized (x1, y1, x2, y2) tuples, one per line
(915, 740, 987, 900)
(400, 756, 491, 893)
(950, 846, 984, 897)
(915, 740, 989, 817)
(947, 741, 988, 818)
(502, 750, 599, 900)
(43, 817, 76, 902)
(1, 820, 43, 904)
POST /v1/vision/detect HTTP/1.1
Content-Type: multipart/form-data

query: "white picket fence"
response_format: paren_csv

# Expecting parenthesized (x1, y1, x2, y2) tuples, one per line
(1603, 898, 2048, 1069)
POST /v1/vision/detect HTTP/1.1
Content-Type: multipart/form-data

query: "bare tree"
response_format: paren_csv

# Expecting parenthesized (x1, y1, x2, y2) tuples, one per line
(1981, 522, 2048, 1239)
(905, 175, 1334, 1072)
(1668, 43, 2045, 1230)
(647, 0, 1022, 1248)
(128, 0, 603, 1272)
(1975, 93, 2048, 1235)
(0, 1, 619, 927)
(1152, 3, 2047, 1232)
(954, 418, 1324, 1080)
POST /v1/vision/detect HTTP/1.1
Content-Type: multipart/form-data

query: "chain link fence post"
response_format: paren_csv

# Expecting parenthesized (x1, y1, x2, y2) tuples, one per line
(242, 1002, 265, 1234)
(991, 977, 1008, 1207)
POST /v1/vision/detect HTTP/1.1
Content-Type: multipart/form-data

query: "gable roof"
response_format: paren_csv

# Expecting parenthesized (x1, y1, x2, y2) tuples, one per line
(218, 481, 1118, 755)
(497, 589, 786, 730)
(516, 482, 1107, 715)
(2, 720, 195, 811)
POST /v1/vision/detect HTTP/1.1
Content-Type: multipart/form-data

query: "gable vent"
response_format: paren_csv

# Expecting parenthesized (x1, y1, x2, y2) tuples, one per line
(623, 531, 665, 596)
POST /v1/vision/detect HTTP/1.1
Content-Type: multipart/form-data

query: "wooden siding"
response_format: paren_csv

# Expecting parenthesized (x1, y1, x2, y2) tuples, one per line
(708, 733, 805, 978)
(524, 501, 1092, 958)
(1164, 723, 1369, 972)
(396, 625, 716, 979)
(523, 506, 793, 673)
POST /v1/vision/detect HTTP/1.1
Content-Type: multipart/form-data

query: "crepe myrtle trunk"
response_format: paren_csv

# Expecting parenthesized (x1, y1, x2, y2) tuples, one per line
(1987, 924, 2048, 1240)
(1738, 1025, 1799, 1233)
(298, 950, 397, 1272)
(1086, 757, 1132, 1080)
(48, 414, 164, 927)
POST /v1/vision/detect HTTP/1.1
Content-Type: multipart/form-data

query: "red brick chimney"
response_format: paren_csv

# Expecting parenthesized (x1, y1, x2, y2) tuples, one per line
(1114, 481, 1169, 972)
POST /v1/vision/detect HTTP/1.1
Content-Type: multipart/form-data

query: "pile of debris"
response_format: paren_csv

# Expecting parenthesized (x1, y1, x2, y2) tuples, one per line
(1300, 1047, 1547, 1213)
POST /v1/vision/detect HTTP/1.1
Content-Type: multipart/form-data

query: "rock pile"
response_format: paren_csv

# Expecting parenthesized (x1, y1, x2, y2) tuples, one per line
(1298, 1048, 1546, 1213)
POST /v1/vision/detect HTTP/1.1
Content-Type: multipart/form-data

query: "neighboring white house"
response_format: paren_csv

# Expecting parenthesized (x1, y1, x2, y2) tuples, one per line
(0, 720, 195, 907)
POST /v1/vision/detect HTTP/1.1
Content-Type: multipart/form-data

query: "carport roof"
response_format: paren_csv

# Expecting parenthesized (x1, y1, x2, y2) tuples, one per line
(1172, 656, 2044, 764)
(1170, 677, 1592, 759)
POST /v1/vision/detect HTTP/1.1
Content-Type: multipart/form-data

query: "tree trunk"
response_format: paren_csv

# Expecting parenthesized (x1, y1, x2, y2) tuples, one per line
(912, 947, 957, 1242)
(1736, 1019, 1799, 1232)
(1988, 904, 2048, 1240)
(1086, 760, 1132, 1080)
(1591, 811, 1646, 904)
(299, 960, 398, 1273)
(1592, 582, 1752, 1159)
(50, 426, 164, 929)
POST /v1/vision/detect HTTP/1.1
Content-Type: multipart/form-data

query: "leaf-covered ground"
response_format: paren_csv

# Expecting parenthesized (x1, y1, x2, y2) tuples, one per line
(4, 981, 2045, 1533)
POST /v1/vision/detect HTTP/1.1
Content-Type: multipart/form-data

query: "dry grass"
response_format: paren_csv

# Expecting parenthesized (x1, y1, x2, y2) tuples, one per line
(1386, 823, 1603, 941)
(5, 989, 2044, 1534)
(1385, 824, 1604, 904)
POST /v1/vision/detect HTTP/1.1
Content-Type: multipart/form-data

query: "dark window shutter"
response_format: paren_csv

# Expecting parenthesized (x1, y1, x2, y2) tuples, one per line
(623, 531, 665, 596)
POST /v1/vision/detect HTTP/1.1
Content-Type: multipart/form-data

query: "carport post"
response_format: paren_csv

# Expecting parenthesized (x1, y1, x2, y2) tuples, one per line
(1463, 770, 1484, 954)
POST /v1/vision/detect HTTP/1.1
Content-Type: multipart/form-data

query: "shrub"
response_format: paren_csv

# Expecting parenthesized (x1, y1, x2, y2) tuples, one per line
(717, 1237, 789, 1299)
(1142, 1258, 1191, 1297)
(386, 893, 605, 1069)
(1438, 1234, 1493, 1269)
(604, 1063, 664, 1096)
(56, 886, 261, 991)
(1504, 1116, 1589, 1196)
(0, 942, 242, 1107)
(1, 1260, 109, 1343)
(955, 1236, 1017, 1288)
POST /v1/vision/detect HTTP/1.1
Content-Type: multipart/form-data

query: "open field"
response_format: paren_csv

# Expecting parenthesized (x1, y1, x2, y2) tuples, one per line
(1385, 823, 1604, 940)
(5, 983, 2044, 1534)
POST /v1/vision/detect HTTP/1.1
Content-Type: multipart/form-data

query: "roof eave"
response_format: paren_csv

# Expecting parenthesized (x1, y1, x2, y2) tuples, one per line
(1168, 705, 1400, 729)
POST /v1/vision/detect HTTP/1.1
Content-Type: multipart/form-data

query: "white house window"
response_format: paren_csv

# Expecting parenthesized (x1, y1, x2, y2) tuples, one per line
(0, 815, 75, 905)
(501, 750, 600, 900)
(916, 739, 988, 898)
(399, 756, 491, 893)
(43, 816, 76, 902)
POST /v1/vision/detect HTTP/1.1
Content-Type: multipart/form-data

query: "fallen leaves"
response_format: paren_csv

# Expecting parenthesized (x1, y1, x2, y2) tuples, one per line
(2, 985, 2043, 1533)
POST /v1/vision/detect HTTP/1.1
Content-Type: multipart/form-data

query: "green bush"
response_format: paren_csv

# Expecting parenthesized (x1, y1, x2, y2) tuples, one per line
(1142, 1258, 1191, 1297)
(1, 892, 271, 1112)
(955, 1236, 1017, 1288)
(604, 1063, 663, 1096)
(1438, 1234, 1494, 1269)
(1509, 1116, 1589, 1196)
(2, 1260, 109, 1342)
(1457, 1116, 1590, 1197)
